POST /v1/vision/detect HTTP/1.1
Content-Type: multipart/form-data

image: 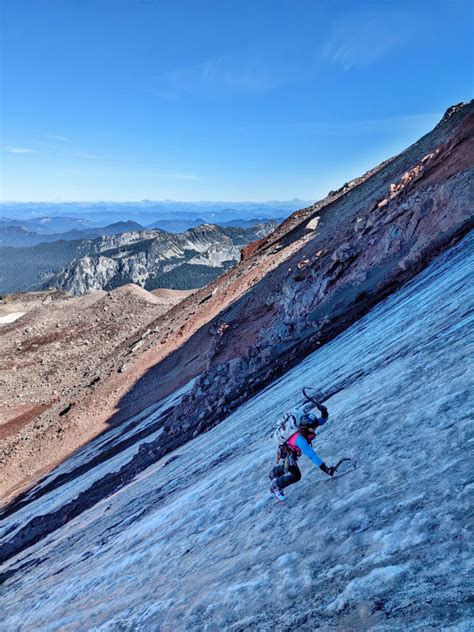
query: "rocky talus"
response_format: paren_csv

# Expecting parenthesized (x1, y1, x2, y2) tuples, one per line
(0, 286, 193, 491)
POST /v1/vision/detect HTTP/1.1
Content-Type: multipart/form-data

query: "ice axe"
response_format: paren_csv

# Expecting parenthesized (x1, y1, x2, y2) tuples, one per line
(302, 386, 328, 416)
(332, 457, 357, 473)
(303, 387, 356, 475)
(302, 386, 324, 405)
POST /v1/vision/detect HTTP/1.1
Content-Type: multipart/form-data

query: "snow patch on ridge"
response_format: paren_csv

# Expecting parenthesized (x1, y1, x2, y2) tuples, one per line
(0, 312, 25, 325)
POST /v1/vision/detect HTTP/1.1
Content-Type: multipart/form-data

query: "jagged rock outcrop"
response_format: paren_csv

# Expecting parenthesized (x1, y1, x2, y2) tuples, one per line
(48, 222, 277, 295)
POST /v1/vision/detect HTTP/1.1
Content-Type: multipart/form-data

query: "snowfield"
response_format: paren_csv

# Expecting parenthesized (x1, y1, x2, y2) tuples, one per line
(0, 312, 25, 325)
(1, 233, 473, 631)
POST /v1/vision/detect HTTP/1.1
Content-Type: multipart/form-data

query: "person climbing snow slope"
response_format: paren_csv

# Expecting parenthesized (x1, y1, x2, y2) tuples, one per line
(270, 399, 335, 501)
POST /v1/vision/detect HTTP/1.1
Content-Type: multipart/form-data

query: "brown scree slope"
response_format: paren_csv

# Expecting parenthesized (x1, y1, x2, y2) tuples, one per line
(1, 101, 472, 503)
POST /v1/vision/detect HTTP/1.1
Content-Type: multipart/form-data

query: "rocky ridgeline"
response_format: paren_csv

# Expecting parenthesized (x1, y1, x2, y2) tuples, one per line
(131, 101, 474, 450)
(46, 222, 277, 295)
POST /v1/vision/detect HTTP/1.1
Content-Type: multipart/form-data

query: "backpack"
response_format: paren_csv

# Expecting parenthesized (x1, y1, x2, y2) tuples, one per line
(271, 412, 300, 447)
(271, 387, 325, 447)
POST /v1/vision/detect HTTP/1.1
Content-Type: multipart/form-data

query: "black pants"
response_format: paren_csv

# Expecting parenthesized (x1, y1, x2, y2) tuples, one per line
(272, 461, 301, 490)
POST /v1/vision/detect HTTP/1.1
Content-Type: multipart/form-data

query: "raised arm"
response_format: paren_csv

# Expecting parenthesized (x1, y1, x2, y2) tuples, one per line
(294, 403, 326, 424)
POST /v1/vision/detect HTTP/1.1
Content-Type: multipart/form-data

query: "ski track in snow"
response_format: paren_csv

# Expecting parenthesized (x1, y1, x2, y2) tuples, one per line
(1, 234, 473, 631)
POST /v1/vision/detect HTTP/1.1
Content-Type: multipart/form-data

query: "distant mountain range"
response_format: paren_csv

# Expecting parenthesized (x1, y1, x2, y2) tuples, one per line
(147, 216, 286, 233)
(0, 221, 278, 295)
(0, 217, 285, 247)
(0, 215, 92, 235)
(0, 219, 146, 247)
(0, 199, 309, 227)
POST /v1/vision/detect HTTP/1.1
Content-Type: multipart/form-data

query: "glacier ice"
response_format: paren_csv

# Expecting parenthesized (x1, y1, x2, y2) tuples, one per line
(1, 233, 473, 630)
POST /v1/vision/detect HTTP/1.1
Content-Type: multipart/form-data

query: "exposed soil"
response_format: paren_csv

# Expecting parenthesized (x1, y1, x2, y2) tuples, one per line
(0, 286, 192, 492)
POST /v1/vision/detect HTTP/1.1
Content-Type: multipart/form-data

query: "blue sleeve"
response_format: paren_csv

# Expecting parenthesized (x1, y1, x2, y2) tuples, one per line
(295, 435, 323, 468)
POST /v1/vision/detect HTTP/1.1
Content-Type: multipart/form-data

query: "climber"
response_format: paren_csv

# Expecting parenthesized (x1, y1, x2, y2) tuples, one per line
(269, 400, 335, 501)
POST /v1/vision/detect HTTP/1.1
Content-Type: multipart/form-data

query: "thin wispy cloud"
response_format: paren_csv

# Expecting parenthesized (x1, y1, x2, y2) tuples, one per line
(3, 136, 201, 183)
(155, 173, 200, 181)
(4, 146, 36, 154)
(288, 112, 441, 134)
(322, 14, 411, 71)
(45, 134, 69, 142)
(154, 48, 297, 99)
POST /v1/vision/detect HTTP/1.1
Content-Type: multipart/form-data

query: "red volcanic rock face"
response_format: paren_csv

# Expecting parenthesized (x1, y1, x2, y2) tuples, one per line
(163, 102, 473, 437)
(240, 240, 259, 261)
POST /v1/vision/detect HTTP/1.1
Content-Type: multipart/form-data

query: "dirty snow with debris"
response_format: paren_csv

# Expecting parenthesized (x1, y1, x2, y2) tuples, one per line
(1, 233, 473, 630)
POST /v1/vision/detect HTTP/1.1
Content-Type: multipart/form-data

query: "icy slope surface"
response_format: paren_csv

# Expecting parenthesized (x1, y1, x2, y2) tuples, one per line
(1, 233, 473, 631)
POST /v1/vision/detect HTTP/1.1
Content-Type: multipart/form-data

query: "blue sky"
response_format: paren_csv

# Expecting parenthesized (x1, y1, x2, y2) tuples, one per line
(1, 0, 472, 202)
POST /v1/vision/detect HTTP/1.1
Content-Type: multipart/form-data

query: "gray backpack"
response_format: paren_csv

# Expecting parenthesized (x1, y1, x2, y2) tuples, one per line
(271, 388, 324, 447)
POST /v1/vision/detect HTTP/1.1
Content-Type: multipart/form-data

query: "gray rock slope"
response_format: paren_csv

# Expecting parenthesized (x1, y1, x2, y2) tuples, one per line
(49, 222, 276, 295)
(0, 222, 275, 295)
(1, 233, 472, 630)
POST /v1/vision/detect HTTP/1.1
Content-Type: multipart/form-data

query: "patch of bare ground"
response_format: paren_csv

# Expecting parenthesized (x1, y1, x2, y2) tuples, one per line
(0, 285, 191, 499)
(151, 288, 195, 303)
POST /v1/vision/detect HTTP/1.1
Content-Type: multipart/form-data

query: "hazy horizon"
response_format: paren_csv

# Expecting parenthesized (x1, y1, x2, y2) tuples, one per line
(0, 198, 308, 225)
(0, 198, 310, 205)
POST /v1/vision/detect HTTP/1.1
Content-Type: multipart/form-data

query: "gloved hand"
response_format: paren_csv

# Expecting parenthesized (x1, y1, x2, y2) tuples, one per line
(320, 463, 336, 476)
(316, 402, 328, 419)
